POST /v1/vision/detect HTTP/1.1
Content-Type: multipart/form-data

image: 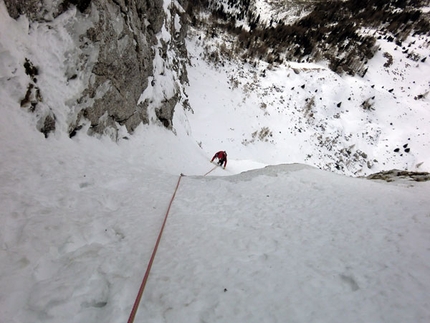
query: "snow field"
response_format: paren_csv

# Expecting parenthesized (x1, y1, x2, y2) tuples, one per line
(139, 165, 430, 323)
(184, 27, 430, 175)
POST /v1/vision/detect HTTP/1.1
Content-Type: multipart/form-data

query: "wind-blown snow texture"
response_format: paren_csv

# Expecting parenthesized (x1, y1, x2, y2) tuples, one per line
(1, 1, 430, 323)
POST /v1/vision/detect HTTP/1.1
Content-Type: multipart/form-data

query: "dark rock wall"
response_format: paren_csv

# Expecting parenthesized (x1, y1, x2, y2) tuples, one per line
(4, 0, 189, 139)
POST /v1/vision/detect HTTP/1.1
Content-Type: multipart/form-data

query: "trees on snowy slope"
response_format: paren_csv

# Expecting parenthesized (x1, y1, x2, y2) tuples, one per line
(187, 0, 430, 76)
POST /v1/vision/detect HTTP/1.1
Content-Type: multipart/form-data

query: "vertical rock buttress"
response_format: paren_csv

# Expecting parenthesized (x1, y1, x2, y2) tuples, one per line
(4, 0, 189, 139)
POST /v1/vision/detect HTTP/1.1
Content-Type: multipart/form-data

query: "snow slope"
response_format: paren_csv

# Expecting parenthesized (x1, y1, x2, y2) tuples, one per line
(1, 2, 430, 323)
(140, 165, 430, 323)
(184, 26, 430, 176)
(1, 121, 430, 322)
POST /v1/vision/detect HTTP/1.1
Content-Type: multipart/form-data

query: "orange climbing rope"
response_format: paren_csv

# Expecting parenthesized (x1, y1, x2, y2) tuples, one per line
(127, 164, 218, 322)
(127, 174, 183, 323)
(203, 165, 218, 176)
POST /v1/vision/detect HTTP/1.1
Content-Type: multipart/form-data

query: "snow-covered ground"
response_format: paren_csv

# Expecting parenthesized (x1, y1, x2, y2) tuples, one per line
(253, 0, 313, 25)
(184, 26, 430, 176)
(1, 2, 430, 323)
(1, 121, 430, 323)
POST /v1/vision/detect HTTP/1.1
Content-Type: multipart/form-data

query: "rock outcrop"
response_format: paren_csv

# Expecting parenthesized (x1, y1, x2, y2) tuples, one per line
(367, 170, 430, 182)
(4, 0, 189, 139)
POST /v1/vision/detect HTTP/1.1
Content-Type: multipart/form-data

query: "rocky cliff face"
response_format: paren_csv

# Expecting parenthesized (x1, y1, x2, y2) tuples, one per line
(4, 0, 189, 139)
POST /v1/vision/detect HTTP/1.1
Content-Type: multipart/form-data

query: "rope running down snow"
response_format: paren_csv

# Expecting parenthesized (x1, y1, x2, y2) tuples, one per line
(127, 174, 183, 323)
(203, 165, 218, 176)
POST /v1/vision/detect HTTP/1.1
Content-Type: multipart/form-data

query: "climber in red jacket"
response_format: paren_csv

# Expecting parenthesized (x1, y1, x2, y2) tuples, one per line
(211, 151, 227, 168)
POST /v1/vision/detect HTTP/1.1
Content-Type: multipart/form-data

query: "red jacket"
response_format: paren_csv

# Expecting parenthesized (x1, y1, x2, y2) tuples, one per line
(211, 151, 227, 167)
